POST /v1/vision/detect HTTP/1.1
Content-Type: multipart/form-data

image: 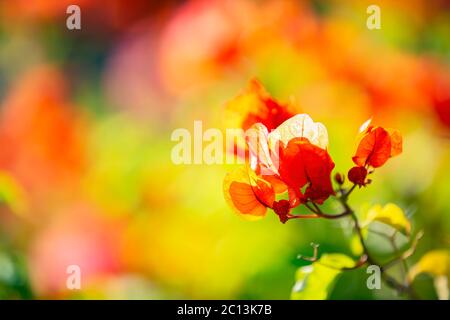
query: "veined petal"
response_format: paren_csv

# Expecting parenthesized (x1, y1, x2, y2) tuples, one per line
(352, 125, 402, 168)
(278, 138, 335, 204)
(223, 166, 274, 220)
(246, 123, 279, 175)
(268, 114, 329, 151)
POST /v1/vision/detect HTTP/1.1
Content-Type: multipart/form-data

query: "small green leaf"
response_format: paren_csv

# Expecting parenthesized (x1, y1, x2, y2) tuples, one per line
(361, 203, 411, 235)
(291, 253, 355, 300)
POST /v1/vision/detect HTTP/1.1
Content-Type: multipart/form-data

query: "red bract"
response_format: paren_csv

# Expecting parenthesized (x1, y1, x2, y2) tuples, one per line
(278, 138, 335, 204)
(352, 122, 402, 168)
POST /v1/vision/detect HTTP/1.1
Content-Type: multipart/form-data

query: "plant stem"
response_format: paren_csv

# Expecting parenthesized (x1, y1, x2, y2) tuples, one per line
(287, 213, 320, 219)
(305, 202, 351, 219)
(383, 231, 423, 270)
(389, 232, 409, 284)
(342, 184, 357, 200)
(301, 186, 418, 299)
(348, 205, 418, 299)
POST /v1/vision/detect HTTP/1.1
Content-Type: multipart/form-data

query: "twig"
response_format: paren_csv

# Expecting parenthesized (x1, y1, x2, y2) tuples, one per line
(383, 231, 423, 270)
(317, 254, 369, 271)
(293, 182, 421, 299)
(349, 210, 418, 298)
(297, 242, 320, 262)
(287, 213, 320, 219)
(304, 202, 351, 219)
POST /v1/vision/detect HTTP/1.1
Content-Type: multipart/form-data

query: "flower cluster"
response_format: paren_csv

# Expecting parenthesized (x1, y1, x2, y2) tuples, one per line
(224, 80, 402, 223)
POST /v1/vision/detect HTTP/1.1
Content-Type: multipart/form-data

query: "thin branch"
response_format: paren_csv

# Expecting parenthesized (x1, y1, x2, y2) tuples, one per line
(287, 213, 320, 220)
(389, 231, 408, 284)
(383, 231, 424, 270)
(293, 181, 421, 299)
(316, 254, 369, 271)
(304, 202, 351, 219)
(368, 228, 410, 280)
(349, 210, 417, 297)
(297, 242, 320, 262)
(342, 184, 357, 200)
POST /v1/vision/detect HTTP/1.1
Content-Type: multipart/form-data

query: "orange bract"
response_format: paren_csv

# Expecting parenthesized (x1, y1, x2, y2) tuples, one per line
(352, 126, 402, 168)
(229, 181, 266, 215)
(225, 79, 296, 131)
(223, 166, 275, 220)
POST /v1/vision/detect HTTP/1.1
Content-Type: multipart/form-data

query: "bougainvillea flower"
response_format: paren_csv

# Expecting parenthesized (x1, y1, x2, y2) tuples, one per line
(225, 79, 298, 159)
(224, 113, 335, 223)
(352, 119, 402, 168)
(225, 79, 297, 132)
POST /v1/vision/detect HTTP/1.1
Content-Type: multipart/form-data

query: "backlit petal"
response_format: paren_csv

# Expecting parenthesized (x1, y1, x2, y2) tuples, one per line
(278, 138, 335, 204)
(223, 166, 274, 220)
(268, 114, 329, 151)
(352, 127, 391, 168)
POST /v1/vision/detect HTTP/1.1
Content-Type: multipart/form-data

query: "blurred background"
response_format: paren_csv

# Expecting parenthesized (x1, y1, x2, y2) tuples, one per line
(0, 0, 449, 299)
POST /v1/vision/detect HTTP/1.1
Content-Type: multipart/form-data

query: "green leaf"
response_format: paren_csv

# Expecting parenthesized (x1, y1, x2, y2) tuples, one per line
(291, 253, 355, 300)
(361, 203, 411, 235)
